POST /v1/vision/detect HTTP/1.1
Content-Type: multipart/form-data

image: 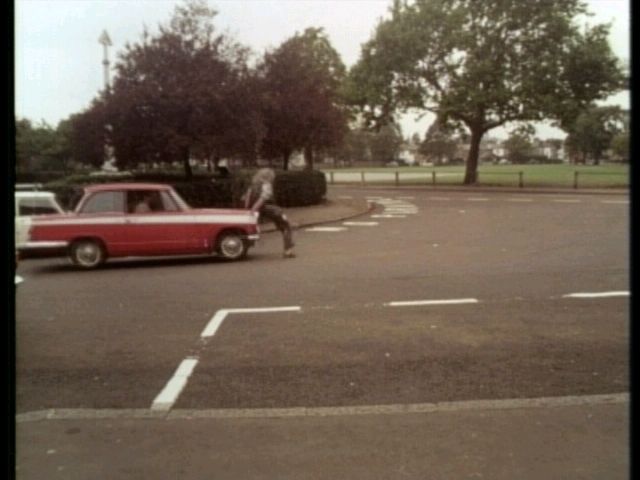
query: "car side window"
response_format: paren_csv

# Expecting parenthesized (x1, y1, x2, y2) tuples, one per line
(128, 190, 176, 213)
(81, 191, 125, 214)
(18, 198, 61, 216)
(160, 191, 179, 212)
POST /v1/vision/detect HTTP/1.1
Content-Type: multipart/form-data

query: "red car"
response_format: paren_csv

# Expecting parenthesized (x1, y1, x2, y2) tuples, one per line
(19, 183, 260, 268)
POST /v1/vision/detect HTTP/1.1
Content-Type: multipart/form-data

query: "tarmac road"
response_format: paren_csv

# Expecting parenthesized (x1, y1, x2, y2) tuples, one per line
(14, 186, 629, 479)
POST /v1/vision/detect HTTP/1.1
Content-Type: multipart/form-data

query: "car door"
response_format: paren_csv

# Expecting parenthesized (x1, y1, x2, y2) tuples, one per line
(122, 189, 193, 255)
(74, 190, 128, 255)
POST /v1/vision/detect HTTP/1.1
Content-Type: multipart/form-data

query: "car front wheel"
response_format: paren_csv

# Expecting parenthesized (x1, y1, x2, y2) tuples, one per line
(216, 232, 248, 260)
(70, 239, 106, 269)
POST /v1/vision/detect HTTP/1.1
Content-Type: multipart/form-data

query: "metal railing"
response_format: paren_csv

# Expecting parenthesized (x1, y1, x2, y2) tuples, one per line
(326, 170, 628, 189)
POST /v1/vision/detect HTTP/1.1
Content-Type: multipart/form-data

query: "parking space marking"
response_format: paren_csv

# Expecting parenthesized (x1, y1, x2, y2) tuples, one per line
(151, 357, 199, 411)
(201, 310, 230, 338)
(562, 291, 629, 299)
(146, 286, 624, 413)
(385, 298, 479, 307)
(552, 199, 581, 203)
(201, 306, 302, 338)
(19, 393, 629, 422)
(507, 198, 533, 202)
(383, 210, 418, 214)
(371, 214, 406, 218)
(429, 197, 451, 201)
(153, 306, 302, 412)
(305, 227, 348, 232)
(15, 275, 24, 285)
(466, 197, 489, 201)
(343, 221, 379, 226)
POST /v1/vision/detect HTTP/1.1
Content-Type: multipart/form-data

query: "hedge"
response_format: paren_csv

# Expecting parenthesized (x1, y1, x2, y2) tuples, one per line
(42, 169, 327, 210)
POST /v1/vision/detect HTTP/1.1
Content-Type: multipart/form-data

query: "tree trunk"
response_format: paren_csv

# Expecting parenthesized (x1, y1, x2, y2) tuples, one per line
(181, 145, 192, 180)
(463, 127, 483, 185)
(304, 145, 314, 171)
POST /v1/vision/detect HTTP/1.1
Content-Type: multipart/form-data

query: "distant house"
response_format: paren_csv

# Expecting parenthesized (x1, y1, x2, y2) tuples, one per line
(398, 145, 419, 165)
(531, 139, 566, 162)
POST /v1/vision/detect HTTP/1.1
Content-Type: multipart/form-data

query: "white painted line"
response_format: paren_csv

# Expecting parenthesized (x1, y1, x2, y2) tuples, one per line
(386, 298, 479, 307)
(21, 393, 628, 422)
(201, 310, 230, 338)
(15, 275, 24, 285)
(202, 306, 302, 338)
(552, 199, 581, 203)
(371, 214, 406, 218)
(397, 196, 415, 200)
(429, 197, 450, 201)
(227, 306, 301, 314)
(343, 221, 379, 226)
(151, 357, 199, 411)
(507, 198, 533, 202)
(562, 291, 629, 299)
(601, 200, 629, 204)
(168, 393, 629, 419)
(305, 227, 348, 232)
(466, 197, 489, 201)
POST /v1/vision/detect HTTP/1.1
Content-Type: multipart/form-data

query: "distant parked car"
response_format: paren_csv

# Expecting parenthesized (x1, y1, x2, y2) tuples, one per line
(15, 190, 66, 249)
(18, 183, 260, 269)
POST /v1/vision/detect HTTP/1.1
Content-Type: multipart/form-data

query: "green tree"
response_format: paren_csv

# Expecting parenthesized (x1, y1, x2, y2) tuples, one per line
(259, 27, 348, 170)
(419, 116, 458, 165)
(610, 131, 629, 162)
(332, 128, 372, 165)
(348, 0, 625, 184)
(15, 118, 71, 173)
(369, 123, 403, 165)
(564, 105, 625, 164)
(67, 98, 110, 169)
(503, 130, 534, 164)
(104, 0, 256, 178)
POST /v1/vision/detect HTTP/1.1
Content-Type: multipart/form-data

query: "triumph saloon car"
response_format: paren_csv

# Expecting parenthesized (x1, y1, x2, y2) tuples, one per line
(17, 183, 260, 269)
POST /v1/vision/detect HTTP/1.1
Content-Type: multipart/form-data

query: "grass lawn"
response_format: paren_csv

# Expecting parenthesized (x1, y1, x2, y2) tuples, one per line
(321, 164, 629, 188)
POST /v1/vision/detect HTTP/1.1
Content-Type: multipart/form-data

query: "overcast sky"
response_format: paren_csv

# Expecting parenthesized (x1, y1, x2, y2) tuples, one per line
(15, 0, 630, 139)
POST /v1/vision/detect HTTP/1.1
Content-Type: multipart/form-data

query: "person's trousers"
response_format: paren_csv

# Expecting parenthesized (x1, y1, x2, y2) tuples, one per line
(260, 204, 294, 250)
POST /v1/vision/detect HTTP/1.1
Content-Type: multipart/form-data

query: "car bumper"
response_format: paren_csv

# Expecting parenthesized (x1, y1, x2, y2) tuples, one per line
(16, 241, 69, 258)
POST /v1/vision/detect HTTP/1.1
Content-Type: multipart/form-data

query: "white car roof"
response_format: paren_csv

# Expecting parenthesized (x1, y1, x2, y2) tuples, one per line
(15, 191, 57, 198)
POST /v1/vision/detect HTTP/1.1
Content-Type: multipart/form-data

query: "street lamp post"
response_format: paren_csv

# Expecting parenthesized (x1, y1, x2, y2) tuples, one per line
(98, 30, 112, 92)
(98, 30, 116, 171)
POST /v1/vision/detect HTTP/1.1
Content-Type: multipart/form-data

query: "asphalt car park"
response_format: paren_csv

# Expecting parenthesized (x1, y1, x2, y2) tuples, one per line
(14, 187, 629, 478)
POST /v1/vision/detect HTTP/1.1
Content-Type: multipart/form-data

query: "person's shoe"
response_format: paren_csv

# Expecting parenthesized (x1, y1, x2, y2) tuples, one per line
(283, 249, 296, 258)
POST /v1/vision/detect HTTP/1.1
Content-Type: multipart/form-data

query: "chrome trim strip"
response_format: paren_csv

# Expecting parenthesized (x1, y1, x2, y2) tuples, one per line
(17, 241, 69, 250)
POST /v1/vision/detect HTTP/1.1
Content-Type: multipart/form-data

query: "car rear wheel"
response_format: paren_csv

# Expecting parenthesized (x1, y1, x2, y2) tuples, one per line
(70, 239, 106, 269)
(216, 232, 248, 260)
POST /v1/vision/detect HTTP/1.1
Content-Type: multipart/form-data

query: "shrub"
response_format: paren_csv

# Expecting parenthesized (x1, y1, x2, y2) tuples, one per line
(273, 170, 327, 207)
(15, 171, 68, 184)
(42, 169, 327, 209)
